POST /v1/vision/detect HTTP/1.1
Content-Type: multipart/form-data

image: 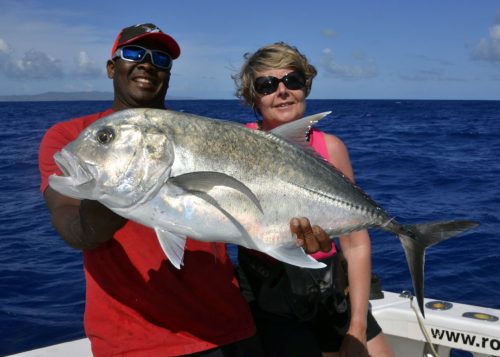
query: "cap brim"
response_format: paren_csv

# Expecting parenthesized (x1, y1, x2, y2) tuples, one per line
(117, 32, 180, 59)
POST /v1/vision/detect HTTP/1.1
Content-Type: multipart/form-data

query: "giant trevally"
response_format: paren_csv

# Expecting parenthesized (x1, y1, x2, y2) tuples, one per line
(48, 108, 478, 316)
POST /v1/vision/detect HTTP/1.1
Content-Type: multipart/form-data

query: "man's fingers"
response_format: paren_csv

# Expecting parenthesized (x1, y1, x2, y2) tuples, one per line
(298, 217, 320, 253)
(291, 217, 318, 253)
(298, 217, 313, 236)
(290, 217, 301, 236)
(290, 217, 332, 254)
(290, 217, 308, 247)
(312, 225, 332, 252)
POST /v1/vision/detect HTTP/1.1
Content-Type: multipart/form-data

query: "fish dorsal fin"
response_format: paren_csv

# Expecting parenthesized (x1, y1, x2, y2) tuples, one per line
(169, 171, 263, 213)
(154, 228, 187, 269)
(270, 111, 331, 151)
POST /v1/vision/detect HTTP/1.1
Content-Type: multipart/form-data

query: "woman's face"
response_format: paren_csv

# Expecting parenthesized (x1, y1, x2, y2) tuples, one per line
(254, 68, 306, 130)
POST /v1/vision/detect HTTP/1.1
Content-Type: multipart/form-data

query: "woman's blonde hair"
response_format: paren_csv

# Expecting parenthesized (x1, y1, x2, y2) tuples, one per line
(234, 42, 317, 108)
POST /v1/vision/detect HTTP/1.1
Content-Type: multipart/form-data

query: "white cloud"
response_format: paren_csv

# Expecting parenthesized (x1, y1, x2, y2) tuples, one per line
(322, 28, 338, 38)
(471, 12, 500, 63)
(490, 24, 500, 40)
(320, 48, 378, 79)
(0, 38, 13, 73)
(0, 38, 12, 54)
(75, 51, 105, 78)
(399, 68, 465, 82)
(0, 39, 63, 79)
(7, 49, 64, 79)
(0, 2, 110, 84)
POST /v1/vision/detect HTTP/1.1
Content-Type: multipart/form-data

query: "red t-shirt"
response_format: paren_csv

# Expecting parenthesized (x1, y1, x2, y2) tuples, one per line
(39, 110, 256, 356)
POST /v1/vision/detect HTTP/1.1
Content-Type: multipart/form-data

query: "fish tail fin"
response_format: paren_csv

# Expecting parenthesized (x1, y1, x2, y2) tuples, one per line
(397, 220, 479, 317)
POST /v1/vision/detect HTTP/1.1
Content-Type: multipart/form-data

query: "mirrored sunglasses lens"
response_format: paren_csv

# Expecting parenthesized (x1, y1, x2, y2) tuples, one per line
(121, 46, 146, 61)
(152, 51, 172, 69)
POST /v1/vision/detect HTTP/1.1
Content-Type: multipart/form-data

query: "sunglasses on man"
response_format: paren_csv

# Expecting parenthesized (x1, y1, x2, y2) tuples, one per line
(113, 45, 172, 70)
(254, 71, 306, 95)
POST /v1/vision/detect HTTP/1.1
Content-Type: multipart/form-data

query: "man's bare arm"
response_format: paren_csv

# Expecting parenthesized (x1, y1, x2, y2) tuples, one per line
(44, 187, 127, 250)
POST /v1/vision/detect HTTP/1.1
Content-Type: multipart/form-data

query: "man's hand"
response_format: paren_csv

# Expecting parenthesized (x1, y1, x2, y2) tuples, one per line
(44, 187, 127, 250)
(79, 199, 127, 247)
(290, 217, 332, 254)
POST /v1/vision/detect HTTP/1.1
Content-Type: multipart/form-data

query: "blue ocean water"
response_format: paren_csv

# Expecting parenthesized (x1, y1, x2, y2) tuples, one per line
(0, 99, 499, 355)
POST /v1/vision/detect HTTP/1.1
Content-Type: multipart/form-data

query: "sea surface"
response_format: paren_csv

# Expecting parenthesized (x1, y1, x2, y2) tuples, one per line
(0, 99, 499, 355)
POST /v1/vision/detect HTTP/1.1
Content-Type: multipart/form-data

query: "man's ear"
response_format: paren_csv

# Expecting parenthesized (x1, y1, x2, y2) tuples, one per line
(106, 60, 115, 79)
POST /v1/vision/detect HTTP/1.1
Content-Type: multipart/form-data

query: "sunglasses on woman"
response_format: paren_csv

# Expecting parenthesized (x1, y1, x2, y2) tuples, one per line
(254, 71, 306, 95)
(113, 45, 173, 70)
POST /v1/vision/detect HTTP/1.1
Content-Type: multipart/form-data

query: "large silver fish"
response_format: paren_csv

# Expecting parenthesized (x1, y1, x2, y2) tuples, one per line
(49, 108, 478, 316)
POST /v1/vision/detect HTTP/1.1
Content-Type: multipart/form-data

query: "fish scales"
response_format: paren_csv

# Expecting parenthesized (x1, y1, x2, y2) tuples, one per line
(154, 111, 382, 221)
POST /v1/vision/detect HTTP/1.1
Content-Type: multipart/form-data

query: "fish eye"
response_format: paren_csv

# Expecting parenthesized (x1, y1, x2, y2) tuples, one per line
(96, 127, 115, 144)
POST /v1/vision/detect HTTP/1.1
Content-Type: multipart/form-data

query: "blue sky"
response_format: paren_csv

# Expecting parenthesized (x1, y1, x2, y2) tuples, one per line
(0, 0, 499, 100)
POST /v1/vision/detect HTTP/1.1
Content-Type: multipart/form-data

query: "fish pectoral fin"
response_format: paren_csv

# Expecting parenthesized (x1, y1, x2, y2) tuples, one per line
(154, 228, 187, 269)
(264, 243, 326, 269)
(169, 171, 263, 213)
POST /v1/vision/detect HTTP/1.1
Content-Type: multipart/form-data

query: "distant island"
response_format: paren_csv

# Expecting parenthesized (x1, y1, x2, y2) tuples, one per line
(0, 91, 196, 102)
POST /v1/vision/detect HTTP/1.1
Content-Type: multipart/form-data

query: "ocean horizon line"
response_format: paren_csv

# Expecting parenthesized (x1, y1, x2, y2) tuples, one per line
(0, 91, 498, 103)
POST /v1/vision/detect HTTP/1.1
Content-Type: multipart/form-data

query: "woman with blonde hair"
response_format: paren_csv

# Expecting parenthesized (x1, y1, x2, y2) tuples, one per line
(234, 42, 394, 357)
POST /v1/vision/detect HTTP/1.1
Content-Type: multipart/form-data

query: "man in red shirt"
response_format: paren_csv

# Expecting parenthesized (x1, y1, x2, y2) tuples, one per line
(39, 23, 330, 356)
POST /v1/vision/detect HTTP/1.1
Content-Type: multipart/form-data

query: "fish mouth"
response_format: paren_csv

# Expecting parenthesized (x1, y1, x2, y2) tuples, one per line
(55, 149, 94, 184)
(48, 149, 97, 200)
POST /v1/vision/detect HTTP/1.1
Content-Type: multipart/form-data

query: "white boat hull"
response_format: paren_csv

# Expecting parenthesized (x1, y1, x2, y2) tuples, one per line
(371, 291, 500, 356)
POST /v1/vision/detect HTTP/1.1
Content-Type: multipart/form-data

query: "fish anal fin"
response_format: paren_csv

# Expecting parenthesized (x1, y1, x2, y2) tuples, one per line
(264, 243, 326, 269)
(154, 228, 187, 269)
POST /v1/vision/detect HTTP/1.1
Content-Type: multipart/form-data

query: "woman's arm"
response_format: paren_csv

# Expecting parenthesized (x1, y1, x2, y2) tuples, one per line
(324, 134, 372, 354)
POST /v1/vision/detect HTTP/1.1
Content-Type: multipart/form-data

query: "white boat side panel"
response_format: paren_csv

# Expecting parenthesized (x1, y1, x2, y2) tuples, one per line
(371, 291, 500, 356)
(7, 338, 91, 357)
